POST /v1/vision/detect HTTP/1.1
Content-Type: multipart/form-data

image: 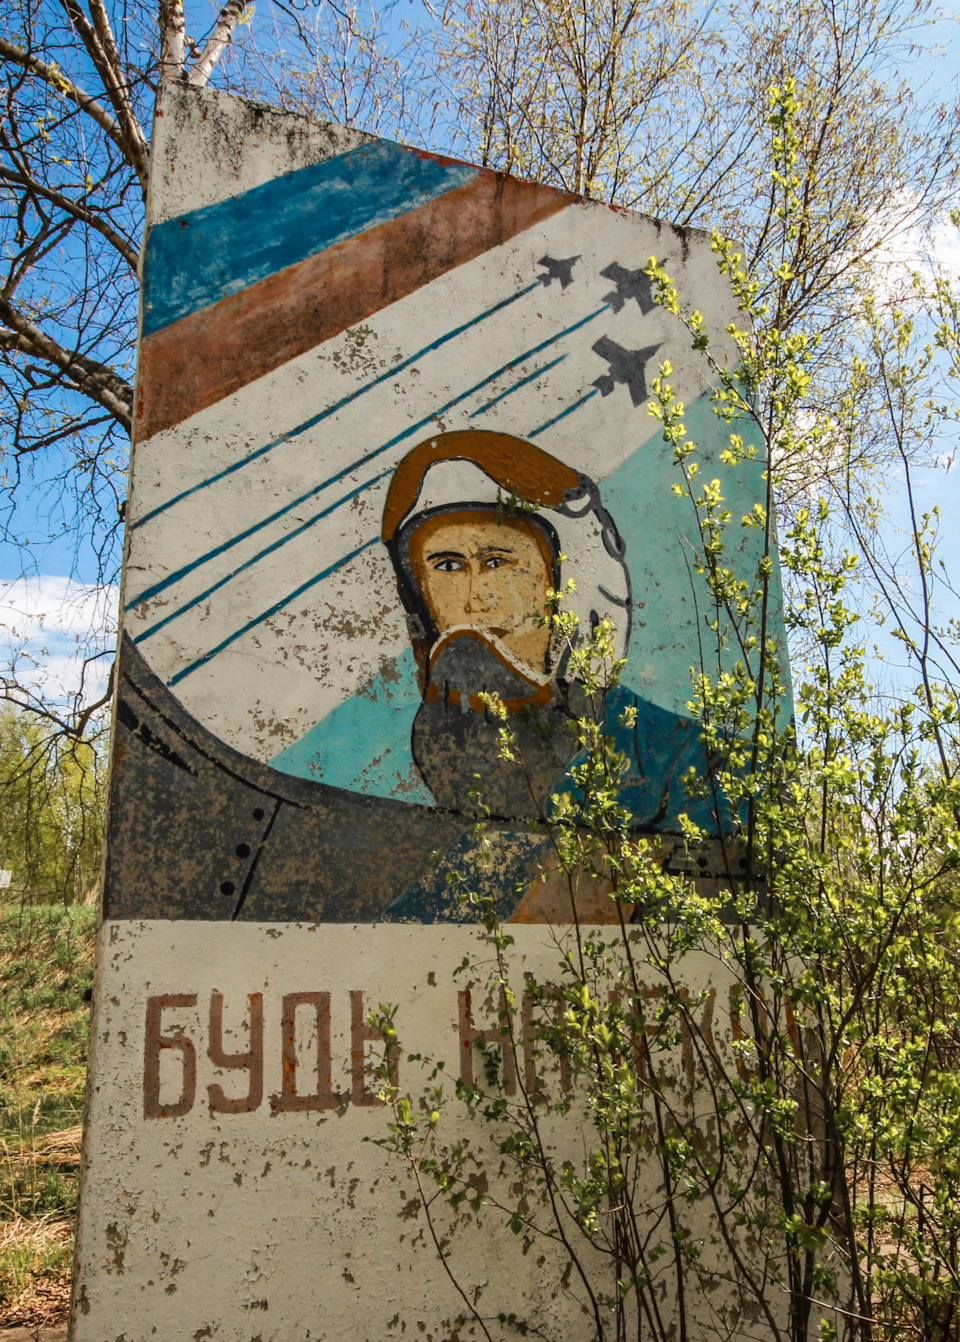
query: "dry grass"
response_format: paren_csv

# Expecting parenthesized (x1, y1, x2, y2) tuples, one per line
(2, 1128, 82, 1176)
(0, 1214, 72, 1327)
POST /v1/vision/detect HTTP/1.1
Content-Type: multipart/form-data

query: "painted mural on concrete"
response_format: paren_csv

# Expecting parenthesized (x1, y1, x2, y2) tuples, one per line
(71, 83, 792, 1342)
(105, 84, 787, 927)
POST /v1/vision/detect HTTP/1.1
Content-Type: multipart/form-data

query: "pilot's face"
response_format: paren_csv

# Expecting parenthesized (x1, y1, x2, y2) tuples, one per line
(410, 511, 552, 672)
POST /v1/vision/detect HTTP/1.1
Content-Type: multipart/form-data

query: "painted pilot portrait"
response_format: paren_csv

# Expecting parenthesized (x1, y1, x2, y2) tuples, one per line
(381, 429, 718, 835)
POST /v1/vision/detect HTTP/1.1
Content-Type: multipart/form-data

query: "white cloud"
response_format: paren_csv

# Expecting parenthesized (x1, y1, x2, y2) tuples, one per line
(0, 575, 118, 707)
(930, 212, 960, 275)
(859, 189, 960, 306)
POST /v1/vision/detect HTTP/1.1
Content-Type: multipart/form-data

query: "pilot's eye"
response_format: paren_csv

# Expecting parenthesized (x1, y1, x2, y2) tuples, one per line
(484, 556, 505, 569)
(433, 558, 463, 572)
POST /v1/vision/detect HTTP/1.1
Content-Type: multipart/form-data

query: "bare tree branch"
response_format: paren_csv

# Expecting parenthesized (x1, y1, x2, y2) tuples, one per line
(0, 164, 139, 269)
(58, 0, 149, 183)
(0, 33, 145, 188)
(0, 297, 132, 429)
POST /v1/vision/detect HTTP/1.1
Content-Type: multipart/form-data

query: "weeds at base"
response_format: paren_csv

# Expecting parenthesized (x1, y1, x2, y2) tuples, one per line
(0, 1213, 72, 1326)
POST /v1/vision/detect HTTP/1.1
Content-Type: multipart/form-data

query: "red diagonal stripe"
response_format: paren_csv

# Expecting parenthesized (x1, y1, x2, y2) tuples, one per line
(135, 171, 574, 443)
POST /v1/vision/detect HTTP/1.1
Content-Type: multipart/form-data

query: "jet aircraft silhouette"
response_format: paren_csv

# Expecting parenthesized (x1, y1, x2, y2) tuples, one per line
(537, 255, 580, 289)
(600, 262, 656, 315)
(591, 336, 662, 407)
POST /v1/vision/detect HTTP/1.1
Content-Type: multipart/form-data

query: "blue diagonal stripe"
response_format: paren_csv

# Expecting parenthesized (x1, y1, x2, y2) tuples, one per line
(142, 139, 478, 337)
(528, 388, 600, 438)
(131, 281, 541, 533)
(167, 539, 380, 689)
(132, 470, 391, 643)
(292, 304, 607, 499)
(469, 355, 567, 418)
(127, 466, 388, 611)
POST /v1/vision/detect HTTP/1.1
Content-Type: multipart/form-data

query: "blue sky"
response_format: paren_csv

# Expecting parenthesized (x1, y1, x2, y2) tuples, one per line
(855, 0, 960, 689)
